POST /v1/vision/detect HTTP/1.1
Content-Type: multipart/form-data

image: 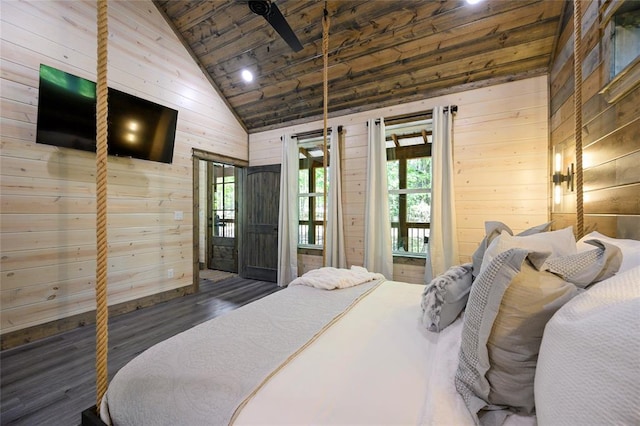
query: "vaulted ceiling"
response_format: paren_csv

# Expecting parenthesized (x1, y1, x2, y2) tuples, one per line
(153, 0, 567, 133)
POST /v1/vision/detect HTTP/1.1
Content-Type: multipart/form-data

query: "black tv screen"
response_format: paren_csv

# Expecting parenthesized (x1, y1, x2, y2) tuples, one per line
(36, 64, 178, 164)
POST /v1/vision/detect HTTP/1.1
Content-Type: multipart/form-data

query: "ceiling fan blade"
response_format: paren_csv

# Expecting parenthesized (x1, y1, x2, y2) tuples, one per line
(266, 3, 303, 52)
(249, 1, 303, 52)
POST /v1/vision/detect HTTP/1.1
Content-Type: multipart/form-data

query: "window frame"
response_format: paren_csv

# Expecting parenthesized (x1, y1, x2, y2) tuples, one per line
(386, 136, 432, 258)
(599, 1, 640, 103)
(297, 135, 330, 249)
(211, 163, 236, 238)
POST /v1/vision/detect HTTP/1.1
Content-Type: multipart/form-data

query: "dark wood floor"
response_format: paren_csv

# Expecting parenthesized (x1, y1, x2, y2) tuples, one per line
(0, 275, 280, 426)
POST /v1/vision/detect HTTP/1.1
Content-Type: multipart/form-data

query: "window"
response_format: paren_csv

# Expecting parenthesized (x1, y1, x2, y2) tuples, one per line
(600, 1, 640, 103)
(385, 115, 432, 257)
(212, 163, 235, 238)
(611, 3, 639, 78)
(298, 135, 329, 247)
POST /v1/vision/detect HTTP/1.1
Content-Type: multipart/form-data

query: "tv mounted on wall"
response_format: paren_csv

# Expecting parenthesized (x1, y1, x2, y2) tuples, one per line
(36, 64, 178, 164)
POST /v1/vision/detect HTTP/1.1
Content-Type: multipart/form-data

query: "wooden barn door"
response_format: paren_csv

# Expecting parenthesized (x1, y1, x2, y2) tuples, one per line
(241, 164, 280, 282)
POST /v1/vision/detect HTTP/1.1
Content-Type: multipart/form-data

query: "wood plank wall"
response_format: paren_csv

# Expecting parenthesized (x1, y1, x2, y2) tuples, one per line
(550, 1, 640, 238)
(249, 76, 550, 284)
(0, 0, 247, 343)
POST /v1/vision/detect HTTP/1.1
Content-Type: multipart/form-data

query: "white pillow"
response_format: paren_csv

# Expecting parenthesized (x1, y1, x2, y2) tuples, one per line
(479, 226, 577, 276)
(577, 231, 640, 273)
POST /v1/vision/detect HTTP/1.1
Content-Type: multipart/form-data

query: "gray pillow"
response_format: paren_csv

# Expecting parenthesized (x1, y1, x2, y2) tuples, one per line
(455, 248, 578, 425)
(421, 263, 473, 332)
(471, 221, 551, 279)
(517, 221, 553, 236)
(485, 262, 577, 413)
(471, 222, 513, 279)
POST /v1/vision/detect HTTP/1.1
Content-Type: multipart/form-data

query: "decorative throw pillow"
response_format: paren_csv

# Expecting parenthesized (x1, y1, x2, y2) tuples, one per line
(471, 221, 551, 279)
(545, 239, 622, 287)
(421, 263, 473, 332)
(485, 262, 577, 413)
(478, 226, 576, 277)
(455, 248, 578, 425)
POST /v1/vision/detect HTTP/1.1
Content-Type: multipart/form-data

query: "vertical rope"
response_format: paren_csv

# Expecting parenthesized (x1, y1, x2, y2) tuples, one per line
(574, 0, 584, 239)
(95, 0, 109, 408)
(322, 3, 330, 266)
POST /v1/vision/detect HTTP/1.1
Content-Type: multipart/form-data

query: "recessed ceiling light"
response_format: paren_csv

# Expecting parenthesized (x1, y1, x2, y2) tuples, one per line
(241, 69, 254, 82)
(466, 0, 482, 4)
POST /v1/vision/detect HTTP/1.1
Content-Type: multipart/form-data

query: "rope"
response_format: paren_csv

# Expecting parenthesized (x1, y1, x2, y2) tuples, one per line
(322, 3, 329, 266)
(574, 0, 584, 239)
(95, 0, 109, 408)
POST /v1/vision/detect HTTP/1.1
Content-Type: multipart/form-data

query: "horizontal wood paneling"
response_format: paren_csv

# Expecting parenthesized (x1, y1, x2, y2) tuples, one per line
(550, 0, 640, 240)
(0, 0, 247, 336)
(583, 116, 640, 167)
(584, 184, 640, 215)
(250, 76, 550, 282)
(583, 150, 640, 191)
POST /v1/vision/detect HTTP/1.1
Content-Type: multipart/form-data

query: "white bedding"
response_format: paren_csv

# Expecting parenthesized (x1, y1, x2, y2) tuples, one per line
(236, 281, 534, 426)
(236, 281, 439, 424)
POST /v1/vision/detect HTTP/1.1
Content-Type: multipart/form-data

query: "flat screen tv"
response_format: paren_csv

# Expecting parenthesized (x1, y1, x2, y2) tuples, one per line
(36, 64, 178, 164)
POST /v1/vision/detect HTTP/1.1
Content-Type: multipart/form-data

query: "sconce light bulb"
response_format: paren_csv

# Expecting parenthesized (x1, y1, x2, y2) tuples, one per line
(554, 184, 562, 205)
(554, 153, 562, 173)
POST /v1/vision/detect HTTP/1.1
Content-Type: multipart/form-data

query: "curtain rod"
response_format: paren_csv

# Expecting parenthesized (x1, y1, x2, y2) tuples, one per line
(290, 125, 343, 140)
(372, 105, 458, 125)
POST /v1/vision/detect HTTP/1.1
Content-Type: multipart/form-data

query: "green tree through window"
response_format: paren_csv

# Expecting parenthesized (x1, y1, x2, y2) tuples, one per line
(385, 116, 432, 256)
(298, 135, 329, 247)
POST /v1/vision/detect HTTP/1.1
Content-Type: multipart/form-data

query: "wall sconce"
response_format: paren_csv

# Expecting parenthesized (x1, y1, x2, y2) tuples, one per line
(553, 153, 574, 204)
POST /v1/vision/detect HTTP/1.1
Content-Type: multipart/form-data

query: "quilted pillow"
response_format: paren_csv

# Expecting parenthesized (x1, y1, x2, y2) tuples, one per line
(421, 263, 473, 332)
(545, 239, 622, 287)
(455, 248, 578, 425)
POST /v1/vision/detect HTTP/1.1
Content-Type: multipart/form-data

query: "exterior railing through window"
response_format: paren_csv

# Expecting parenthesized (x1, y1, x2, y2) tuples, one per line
(214, 219, 235, 238)
(391, 223, 429, 255)
(298, 224, 324, 246)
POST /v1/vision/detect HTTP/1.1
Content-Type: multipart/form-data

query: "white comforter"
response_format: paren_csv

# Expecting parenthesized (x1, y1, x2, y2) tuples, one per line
(235, 281, 534, 426)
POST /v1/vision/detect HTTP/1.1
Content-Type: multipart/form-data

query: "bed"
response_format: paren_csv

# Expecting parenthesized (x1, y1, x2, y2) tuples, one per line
(99, 228, 640, 426)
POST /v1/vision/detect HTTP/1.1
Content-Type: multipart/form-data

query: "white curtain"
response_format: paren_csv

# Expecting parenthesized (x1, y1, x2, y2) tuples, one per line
(364, 118, 394, 279)
(426, 106, 459, 282)
(325, 130, 347, 268)
(277, 133, 299, 287)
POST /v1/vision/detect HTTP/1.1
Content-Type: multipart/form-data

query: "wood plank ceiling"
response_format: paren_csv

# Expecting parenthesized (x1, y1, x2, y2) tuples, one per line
(154, 0, 566, 133)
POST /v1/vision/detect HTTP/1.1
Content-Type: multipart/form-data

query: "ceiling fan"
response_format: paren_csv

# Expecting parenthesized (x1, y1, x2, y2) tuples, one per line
(248, 0, 303, 52)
